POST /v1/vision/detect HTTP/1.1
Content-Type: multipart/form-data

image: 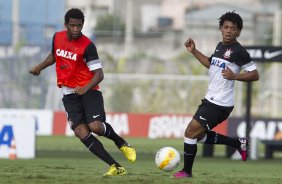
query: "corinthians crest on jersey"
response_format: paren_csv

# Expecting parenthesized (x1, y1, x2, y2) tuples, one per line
(223, 49, 233, 59)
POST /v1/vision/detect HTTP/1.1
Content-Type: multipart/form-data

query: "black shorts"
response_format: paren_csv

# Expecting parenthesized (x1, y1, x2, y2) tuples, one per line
(62, 90, 106, 130)
(193, 98, 234, 132)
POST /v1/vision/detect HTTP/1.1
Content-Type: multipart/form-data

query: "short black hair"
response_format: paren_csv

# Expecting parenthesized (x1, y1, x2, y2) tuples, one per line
(65, 8, 85, 24)
(218, 11, 243, 30)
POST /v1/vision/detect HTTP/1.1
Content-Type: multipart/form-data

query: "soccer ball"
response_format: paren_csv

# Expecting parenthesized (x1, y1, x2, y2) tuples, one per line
(155, 147, 180, 172)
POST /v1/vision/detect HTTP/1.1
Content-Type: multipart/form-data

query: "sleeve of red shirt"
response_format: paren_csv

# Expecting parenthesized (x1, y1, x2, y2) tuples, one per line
(84, 42, 99, 63)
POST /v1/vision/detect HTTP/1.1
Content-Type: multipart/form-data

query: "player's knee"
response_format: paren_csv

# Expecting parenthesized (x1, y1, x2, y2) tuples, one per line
(185, 128, 199, 139)
(185, 120, 205, 139)
(88, 121, 104, 136)
(73, 124, 90, 139)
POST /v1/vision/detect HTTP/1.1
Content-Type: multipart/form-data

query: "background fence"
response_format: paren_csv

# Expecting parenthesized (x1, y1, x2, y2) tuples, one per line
(0, 49, 274, 118)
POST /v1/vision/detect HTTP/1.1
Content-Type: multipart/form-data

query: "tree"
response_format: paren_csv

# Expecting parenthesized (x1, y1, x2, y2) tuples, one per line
(95, 14, 125, 34)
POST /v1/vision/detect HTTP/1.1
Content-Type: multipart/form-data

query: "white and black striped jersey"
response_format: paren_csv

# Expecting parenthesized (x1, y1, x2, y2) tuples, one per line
(205, 42, 257, 107)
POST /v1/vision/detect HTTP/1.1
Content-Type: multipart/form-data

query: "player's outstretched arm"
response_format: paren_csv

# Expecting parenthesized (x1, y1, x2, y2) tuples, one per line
(29, 53, 55, 76)
(184, 38, 210, 69)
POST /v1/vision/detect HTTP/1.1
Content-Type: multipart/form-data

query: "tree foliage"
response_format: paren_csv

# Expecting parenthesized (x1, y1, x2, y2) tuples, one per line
(95, 14, 125, 32)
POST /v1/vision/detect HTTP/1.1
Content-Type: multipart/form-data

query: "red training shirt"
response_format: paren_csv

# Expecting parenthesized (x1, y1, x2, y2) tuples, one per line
(52, 30, 102, 90)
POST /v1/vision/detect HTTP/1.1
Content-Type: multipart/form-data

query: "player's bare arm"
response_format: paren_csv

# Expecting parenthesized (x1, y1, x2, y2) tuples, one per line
(222, 67, 259, 81)
(74, 68, 104, 95)
(184, 38, 210, 68)
(29, 53, 55, 76)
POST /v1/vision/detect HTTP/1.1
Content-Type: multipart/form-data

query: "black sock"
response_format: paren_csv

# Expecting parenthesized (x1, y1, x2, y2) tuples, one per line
(183, 140, 197, 174)
(205, 131, 240, 149)
(81, 133, 121, 167)
(103, 122, 126, 148)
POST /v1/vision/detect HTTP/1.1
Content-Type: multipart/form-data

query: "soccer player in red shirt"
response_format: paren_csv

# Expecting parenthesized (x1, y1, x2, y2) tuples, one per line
(30, 8, 136, 176)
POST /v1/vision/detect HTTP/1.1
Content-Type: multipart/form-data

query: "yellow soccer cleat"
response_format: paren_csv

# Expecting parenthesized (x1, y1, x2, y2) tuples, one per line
(120, 145, 136, 163)
(103, 164, 127, 176)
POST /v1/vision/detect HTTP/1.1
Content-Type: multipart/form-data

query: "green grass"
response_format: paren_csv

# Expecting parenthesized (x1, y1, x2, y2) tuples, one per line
(0, 136, 281, 184)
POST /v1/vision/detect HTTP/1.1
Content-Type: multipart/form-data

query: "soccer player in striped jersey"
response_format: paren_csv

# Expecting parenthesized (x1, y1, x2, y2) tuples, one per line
(30, 8, 136, 176)
(172, 11, 259, 178)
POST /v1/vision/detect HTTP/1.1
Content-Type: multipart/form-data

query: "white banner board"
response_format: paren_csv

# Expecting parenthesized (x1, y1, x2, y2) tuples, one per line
(0, 109, 53, 135)
(0, 115, 36, 159)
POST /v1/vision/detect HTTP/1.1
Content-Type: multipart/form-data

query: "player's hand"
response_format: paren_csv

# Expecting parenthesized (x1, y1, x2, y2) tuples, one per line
(74, 86, 89, 95)
(184, 38, 195, 53)
(29, 67, 41, 76)
(222, 67, 235, 80)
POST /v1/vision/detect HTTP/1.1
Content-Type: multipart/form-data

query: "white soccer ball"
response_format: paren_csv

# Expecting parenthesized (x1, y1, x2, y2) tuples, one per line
(155, 147, 180, 172)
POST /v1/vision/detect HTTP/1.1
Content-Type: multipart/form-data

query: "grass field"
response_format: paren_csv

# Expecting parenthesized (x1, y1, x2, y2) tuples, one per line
(0, 136, 281, 184)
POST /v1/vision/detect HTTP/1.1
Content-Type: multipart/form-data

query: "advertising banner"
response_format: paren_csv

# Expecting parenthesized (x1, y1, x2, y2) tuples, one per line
(246, 46, 282, 62)
(0, 109, 53, 135)
(0, 115, 36, 159)
(53, 111, 228, 138)
(228, 117, 282, 140)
